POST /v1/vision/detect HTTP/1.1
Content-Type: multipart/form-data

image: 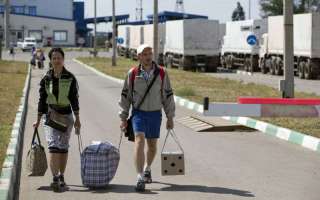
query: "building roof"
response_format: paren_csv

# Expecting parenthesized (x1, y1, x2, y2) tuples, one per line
(123, 11, 208, 25)
(147, 10, 208, 21)
(6, 13, 75, 21)
(84, 14, 130, 24)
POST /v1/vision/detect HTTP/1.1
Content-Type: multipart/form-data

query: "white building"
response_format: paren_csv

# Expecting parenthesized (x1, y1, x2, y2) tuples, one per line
(0, 0, 76, 46)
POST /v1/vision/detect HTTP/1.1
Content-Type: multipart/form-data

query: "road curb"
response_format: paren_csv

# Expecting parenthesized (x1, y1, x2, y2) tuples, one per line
(0, 64, 31, 200)
(73, 59, 320, 153)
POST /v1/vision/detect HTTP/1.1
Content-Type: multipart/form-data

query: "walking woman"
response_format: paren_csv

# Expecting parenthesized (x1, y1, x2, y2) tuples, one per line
(33, 48, 81, 191)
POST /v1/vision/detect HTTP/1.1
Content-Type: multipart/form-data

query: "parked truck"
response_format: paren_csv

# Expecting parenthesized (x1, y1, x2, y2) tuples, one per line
(129, 25, 144, 60)
(117, 25, 131, 58)
(259, 13, 320, 79)
(143, 23, 166, 65)
(164, 19, 221, 72)
(221, 19, 267, 72)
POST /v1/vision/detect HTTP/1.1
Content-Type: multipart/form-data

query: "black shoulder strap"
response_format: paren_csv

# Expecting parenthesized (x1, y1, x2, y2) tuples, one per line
(136, 67, 160, 110)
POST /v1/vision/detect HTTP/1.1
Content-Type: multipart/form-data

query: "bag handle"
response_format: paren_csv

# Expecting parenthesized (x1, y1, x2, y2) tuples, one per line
(77, 134, 84, 155)
(31, 128, 42, 147)
(161, 129, 184, 154)
(118, 130, 123, 150)
(77, 130, 123, 155)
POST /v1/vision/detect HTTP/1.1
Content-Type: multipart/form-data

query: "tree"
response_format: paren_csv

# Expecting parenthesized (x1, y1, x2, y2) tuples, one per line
(297, 0, 320, 12)
(260, 0, 320, 17)
(260, 0, 284, 17)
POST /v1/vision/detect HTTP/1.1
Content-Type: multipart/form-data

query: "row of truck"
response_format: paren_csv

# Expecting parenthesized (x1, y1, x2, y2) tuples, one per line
(117, 13, 320, 79)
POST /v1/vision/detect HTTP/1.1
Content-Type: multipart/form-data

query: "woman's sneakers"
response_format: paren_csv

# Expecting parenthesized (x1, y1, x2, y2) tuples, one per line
(50, 175, 60, 192)
(59, 174, 66, 187)
(143, 170, 152, 184)
(50, 174, 66, 192)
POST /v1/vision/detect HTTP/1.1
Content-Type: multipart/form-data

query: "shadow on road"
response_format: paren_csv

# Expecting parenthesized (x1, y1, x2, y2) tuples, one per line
(38, 182, 254, 197)
(152, 181, 255, 197)
(38, 184, 158, 194)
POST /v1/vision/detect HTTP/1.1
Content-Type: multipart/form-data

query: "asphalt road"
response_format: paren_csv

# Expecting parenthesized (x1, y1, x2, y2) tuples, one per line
(8, 51, 320, 200)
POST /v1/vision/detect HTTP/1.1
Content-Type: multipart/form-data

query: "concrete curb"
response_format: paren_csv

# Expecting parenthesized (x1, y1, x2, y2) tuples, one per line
(73, 59, 320, 153)
(0, 64, 31, 200)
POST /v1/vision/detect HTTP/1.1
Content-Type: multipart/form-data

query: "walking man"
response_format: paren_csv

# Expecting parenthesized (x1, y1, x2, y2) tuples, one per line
(119, 44, 175, 191)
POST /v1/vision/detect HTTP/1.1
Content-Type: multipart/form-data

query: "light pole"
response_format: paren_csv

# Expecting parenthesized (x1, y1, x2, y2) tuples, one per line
(4, 0, 10, 49)
(249, 0, 251, 19)
(283, 0, 294, 98)
(112, 0, 116, 66)
(93, 0, 97, 57)
(153, 0, 159, 62)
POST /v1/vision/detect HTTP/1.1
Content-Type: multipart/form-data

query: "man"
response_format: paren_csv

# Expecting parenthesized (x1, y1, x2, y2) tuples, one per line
(119, 44, 175, 191)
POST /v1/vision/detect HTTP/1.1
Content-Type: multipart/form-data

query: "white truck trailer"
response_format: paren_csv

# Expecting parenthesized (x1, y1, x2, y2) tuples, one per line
(143, 23, 166, 65)
(117, 25, 131, 58)
(129, 25, 144, 60)
(164, 19, 221, 72)
(259, 13, 320, 79)
(221, 19, 267, 72)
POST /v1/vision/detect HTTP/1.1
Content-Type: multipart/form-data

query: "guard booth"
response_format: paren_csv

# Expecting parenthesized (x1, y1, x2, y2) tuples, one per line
(84, 14, 129, 48)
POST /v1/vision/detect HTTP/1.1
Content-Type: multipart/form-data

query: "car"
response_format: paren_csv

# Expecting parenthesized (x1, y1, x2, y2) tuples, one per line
(17, 37, 42, 51)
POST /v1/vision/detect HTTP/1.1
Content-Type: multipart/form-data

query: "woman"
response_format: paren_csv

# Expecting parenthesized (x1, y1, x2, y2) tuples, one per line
(33, 47, 81, 191)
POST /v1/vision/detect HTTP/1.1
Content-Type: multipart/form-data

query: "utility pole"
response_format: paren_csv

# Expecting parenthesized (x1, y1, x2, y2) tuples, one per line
(4, 0, 10, 48)
(136, 0, 143, 21)
(93, 0, 97, 57)
(153, 0, 159, 62)
(112, 0, 117, 66)
(283, 0, 294, 98)
(249, 0, 251, 19)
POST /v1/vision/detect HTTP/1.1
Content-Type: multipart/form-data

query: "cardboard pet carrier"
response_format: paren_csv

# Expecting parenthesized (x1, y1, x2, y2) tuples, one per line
(161, 130, 185, 176)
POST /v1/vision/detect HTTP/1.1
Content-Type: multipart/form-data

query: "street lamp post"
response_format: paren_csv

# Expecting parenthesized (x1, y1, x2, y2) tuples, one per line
(93, 0, 97, 57)
(112, 0, 116, 66)
(4, 0, 10, 49)
(153, 0, 159, 62)
(249, 0, 251, 19)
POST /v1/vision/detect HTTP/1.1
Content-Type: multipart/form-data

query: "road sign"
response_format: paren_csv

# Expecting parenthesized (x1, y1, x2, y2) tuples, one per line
(117, 38, 124, 44)
(247, 35, 257, 46)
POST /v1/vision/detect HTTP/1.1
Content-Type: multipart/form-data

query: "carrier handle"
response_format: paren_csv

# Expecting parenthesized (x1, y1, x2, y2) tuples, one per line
(161, 129, 184, 154)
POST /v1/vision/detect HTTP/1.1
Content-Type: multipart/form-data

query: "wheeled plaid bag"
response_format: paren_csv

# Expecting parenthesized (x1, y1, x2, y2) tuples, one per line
(78, 134, 121, 188)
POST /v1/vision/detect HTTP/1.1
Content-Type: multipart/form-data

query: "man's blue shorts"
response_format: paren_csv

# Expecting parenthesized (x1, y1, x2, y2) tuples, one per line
(132, 109, 162, 139)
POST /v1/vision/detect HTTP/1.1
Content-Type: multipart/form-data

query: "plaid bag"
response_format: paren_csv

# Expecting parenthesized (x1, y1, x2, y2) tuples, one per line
(79, 136, 120, 188)
(26, 128, 48, 176)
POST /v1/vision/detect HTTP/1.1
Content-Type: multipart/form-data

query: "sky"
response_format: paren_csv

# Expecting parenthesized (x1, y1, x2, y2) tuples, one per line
(82, 0, 261, 32)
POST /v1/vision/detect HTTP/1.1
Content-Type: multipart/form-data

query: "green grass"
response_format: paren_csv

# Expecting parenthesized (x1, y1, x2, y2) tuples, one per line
(0, 60, 28, 173)
(175, 87, 197, 97)
(77, 56, 320, 138)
